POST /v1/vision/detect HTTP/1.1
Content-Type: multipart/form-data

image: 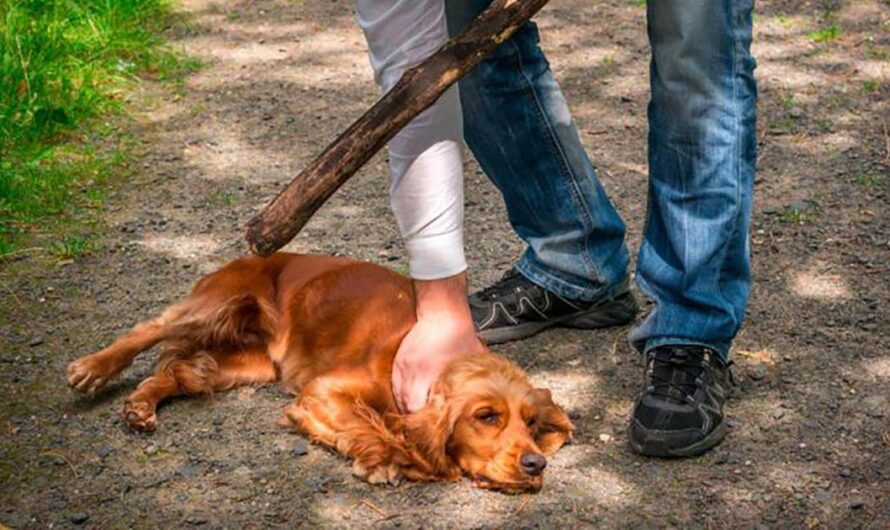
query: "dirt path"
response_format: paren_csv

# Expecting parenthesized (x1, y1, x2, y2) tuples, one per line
(1, 0, 888, 528)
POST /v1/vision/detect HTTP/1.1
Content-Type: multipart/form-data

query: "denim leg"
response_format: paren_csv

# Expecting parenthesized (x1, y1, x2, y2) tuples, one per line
(444, 0, 629, 303)
(629, 0, 757, 359)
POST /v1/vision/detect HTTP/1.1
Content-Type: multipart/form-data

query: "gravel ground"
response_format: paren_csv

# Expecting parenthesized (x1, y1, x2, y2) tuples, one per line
(1, 0, 888, 528)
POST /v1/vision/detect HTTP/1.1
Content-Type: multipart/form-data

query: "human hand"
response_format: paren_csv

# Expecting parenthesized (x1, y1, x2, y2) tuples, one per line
(392, 273, 486, 413)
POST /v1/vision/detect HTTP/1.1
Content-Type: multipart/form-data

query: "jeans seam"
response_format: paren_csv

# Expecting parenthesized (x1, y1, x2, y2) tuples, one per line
(508, 38, 604, 284)
(713, 3, 746, 333)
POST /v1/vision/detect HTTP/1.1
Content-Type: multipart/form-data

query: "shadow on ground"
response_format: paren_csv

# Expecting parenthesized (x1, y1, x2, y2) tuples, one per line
(1, 0, 888, 528)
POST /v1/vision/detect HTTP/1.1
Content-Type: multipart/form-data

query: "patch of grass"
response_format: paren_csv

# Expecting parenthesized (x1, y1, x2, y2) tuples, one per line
(776, 15, 794, 28)
(861, 78, 879, 94)
(208, 191, 237, 207)
(0, 0, 200, 256)
(808, 23, 841, 43)
(778, 87, 795, 109)
(855, 173, 885, 187)
(50, 234, 96, 260)
(778, 201, 821, 225)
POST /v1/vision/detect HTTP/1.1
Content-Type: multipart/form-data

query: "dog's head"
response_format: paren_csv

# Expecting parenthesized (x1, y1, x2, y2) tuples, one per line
(400, 352, 574, 493)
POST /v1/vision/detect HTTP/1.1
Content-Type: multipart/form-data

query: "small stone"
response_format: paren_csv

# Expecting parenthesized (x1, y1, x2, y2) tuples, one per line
(839, 468, 852, 478)
(849, 499, 865, 510)
(186, 514, 208, 525)
(863, 395, 887, 418)
(212, 416, 224, 426)
(293, 441, 309, 457)
(771, 409, 786, 420)
(144, 444, 160, 456)
(28, 338, 43, 347)
(70, 513, 89, 525)
(801, 418, 820, 429)
(179, 464, 203, 478)
(748, 368, 767, 381)
(598, 433, 612, 443)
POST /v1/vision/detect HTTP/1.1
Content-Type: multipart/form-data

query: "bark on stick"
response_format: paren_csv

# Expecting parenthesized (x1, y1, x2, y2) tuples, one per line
(245, 0, 550, 256)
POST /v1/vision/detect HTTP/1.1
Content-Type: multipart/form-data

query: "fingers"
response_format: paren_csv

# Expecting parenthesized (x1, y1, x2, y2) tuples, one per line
(392, 360, 433, 414)
(405, 374, 432, 414)
(392, 364, 407, 413)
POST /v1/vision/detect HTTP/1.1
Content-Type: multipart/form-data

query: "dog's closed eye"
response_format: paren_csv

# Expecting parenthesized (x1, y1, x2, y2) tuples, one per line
(474, 408, 500, 425)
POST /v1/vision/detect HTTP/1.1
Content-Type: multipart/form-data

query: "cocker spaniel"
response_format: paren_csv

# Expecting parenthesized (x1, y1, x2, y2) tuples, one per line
(67, 253, 574, 492)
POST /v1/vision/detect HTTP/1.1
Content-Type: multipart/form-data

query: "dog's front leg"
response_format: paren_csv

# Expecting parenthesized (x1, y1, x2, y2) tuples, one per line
(279, 374, 403, 486)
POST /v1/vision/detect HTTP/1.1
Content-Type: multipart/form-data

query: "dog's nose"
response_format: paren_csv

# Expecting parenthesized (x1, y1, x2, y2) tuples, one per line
(520, 453, 547, 476)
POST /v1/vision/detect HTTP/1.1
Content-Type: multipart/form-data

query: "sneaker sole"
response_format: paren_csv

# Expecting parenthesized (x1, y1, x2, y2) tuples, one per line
(628, 418, 728, 458)
(478, 291, 638, 345)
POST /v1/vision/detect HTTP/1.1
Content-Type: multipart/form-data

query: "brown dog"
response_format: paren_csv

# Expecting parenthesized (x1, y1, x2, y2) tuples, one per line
(67, 253, 574, 492)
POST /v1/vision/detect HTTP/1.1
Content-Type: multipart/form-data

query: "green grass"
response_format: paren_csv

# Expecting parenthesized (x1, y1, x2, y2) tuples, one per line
(808, 23, 841, 43)
(50, 234, 96, 260)
(855, 173, 885, 187)
(778, 202, 821, 225)
(0, 0, 200, 257)
(208, 191, 237, 207)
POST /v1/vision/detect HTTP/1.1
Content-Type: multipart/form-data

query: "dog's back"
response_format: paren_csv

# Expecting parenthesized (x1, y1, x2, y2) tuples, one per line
(67, 252, 415, 431)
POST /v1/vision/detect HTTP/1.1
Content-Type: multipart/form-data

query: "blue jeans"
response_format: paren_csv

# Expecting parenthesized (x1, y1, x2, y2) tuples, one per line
(445, 0, 757, 359)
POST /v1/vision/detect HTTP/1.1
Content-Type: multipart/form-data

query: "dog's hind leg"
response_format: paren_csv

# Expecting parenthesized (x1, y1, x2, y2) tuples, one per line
(123, 346, 276, 432)
(67, 305, 186, 395)
(68, 285, 274, 395)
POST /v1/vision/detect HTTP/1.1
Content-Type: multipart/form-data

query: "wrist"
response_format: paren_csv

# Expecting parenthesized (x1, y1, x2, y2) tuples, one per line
(412, 272, 473, 323)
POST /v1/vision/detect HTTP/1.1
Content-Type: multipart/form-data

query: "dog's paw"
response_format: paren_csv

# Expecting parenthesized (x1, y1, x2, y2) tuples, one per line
(352, 460, 401, 486)
(123, 401, 157, 432)
(67, 355, 113, 394)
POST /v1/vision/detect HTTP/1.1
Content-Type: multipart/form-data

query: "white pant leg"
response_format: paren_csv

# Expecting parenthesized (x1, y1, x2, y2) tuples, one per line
(355, 0, 466, 280)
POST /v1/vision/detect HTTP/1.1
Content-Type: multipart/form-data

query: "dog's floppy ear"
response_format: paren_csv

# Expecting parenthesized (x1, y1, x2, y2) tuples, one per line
(531, 388, 575, 456)
(398, 385, 461, 481)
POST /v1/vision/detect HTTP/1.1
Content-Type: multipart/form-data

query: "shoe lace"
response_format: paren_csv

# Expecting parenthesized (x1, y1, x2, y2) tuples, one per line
(474, 269, 527, 301)
(647, 347, 709, 405)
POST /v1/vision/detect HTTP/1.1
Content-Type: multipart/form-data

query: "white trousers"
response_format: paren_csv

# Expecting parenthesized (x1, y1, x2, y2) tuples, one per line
(355, 0, 466, 280)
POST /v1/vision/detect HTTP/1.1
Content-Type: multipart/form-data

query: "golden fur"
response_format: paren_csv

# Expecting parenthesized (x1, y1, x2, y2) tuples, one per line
(67, 253, 574, 492)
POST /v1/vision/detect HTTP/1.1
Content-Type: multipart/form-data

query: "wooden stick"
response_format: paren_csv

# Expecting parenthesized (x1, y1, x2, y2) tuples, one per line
(245, 0, 551, 256)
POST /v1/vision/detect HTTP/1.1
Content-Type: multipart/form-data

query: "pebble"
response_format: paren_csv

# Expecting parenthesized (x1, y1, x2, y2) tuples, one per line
(598, 433, 613, 443)
(747, 365, 767, 381)
(144, 444, 160, 456)
(179, 464, 203, 478)
(863, 395, 887, 418)
(28, 338, 43, 347)
(293, 441, 309, 457)
(849, 499, 865, 510)
(70, 513, 89, 525)
(186, 514, 208, 525)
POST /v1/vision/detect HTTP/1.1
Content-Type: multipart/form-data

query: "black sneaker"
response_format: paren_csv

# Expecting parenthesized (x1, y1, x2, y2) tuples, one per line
(629, 345, 734, 457)
(469, 268, 638, 344)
